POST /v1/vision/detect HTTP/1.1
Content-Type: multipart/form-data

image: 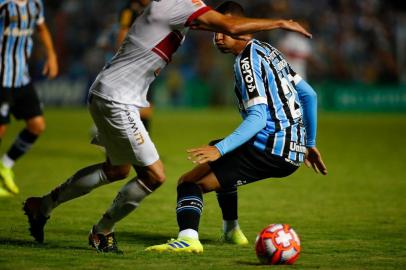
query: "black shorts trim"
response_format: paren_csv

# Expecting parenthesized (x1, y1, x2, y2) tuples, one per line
(0, 83, 43, 124)
(209, 140, 299, 189)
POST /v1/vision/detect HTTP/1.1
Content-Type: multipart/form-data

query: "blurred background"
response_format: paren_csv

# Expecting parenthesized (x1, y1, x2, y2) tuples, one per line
(32, 0, 406, 111)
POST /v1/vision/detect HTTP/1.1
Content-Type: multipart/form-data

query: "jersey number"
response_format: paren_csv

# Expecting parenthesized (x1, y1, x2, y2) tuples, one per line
(281, 77, 302, 119)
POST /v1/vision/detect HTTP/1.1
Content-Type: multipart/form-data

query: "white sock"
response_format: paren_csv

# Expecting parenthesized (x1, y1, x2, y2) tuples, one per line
(40, 164, 108, 217)
(1, 155, 14, 168)
(223, 220, 239, 233)
(95, 178, 152, 234)
(178, 229, 199, 240)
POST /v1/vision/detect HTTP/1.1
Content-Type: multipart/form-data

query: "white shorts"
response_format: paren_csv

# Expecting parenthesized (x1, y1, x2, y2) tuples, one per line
(88, 94, 159, 166)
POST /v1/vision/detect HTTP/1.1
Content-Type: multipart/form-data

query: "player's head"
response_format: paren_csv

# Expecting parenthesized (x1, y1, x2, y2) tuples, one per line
(216, 1, 245, 17)
(213, 1, 249, 55)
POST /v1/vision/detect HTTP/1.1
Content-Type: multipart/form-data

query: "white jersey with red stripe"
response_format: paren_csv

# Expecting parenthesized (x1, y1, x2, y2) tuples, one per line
(89, 0, 211, 107)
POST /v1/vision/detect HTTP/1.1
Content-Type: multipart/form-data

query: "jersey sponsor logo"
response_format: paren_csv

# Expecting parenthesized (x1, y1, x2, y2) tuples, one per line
(276, 59, 288, 72)
(240, 57, 256, 93)
(3, 27, 34, 37)
(235, 180, 247, 187)
(125, 110, 145, 146)
(289, 142, 306, 154)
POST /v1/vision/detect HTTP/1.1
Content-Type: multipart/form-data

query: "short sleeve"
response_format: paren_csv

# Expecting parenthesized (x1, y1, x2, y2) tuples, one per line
(170, 0, 212, 27)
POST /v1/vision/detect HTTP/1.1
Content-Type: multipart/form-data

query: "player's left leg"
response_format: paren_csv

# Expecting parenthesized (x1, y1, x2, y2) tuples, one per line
(0, 124, 13, 197)
(146, 163, 220, 253)
(0, 83, 44, 194)
(89, 159, 165, 253)
(217, 188, 248, 245)
(207, 139, 247, 244)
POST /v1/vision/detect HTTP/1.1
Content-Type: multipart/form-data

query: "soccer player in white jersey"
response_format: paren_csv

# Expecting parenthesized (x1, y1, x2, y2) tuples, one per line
(23, 0, 312, 253)
(0, 0, 58, 197)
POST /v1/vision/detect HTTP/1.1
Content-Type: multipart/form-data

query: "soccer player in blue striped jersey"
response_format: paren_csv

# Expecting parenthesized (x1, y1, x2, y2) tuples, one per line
(146, 1, 327, 253)
(0, 0, 58, 196)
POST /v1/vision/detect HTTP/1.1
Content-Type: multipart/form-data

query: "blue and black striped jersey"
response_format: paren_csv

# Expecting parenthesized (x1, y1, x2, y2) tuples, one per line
(234, 39, 307, 164)
(0, 0, 44, 88)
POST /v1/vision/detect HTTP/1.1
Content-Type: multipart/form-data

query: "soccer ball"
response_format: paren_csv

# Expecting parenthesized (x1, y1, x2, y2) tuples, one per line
(255, 224, 301, 265)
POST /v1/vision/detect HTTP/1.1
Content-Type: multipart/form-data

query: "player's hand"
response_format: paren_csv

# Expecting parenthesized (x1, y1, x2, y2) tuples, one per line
(187, 145, 221, 164)
(304, 147, 327, 175)
(42, 52, 58, 79)
(281, 20, 312, 39)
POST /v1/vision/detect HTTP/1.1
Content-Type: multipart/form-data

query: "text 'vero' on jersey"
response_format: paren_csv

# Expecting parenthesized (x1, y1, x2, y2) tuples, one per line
(234, 40, 307, 164)
(90, 0, 211, 107)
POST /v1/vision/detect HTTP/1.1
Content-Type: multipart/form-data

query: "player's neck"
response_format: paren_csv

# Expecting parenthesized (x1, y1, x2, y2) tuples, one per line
(233, 39, 251, 56)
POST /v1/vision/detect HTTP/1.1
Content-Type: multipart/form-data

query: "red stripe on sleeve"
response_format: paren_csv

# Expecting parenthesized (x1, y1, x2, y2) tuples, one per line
(152, 30, 184, 63)
(185, 6, 212, 27)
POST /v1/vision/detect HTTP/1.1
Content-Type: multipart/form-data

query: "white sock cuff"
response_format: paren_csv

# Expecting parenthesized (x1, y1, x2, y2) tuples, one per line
(178, 229, 199, 240)
(1, 155, 15, 168)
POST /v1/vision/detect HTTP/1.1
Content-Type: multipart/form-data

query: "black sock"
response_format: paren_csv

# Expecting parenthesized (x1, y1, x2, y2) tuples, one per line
(176, 182, 203, 232)
(216, 188, 238, 221)
(7, 129, 38, 161)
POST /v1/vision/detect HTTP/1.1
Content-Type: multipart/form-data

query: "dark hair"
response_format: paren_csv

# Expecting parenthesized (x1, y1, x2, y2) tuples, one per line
(215, 1, 245, 16)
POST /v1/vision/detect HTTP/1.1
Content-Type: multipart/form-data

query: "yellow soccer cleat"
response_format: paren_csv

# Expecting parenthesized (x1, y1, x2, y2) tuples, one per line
(220, 228, 249, 245)
(145, 237, 203, 253)
(0, 185, 13, 197)
(0, 161, 18, 194)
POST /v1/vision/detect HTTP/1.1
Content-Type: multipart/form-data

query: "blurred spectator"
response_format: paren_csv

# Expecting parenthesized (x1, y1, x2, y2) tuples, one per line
(33, 0, 405, 106)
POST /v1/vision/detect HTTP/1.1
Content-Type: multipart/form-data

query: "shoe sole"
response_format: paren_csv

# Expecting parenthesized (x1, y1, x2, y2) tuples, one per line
(145, 248, 203, 254)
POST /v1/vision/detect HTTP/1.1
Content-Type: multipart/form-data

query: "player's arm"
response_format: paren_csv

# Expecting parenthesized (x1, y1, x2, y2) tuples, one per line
(187, 104, 267, 164)
(36, 22, 58, 79)
(188, 46, 268, 164)
(192, 10, 312, 38)
(116, 9, 132, 49)
(294, 77, 327, 175)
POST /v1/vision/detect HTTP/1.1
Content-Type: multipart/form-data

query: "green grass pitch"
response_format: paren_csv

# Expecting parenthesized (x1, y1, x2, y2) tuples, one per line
(0, 108, 405, 269)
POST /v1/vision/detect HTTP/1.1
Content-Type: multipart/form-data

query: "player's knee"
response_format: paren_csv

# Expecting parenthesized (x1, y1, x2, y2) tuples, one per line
(177, 173, 194, 185)
(150, 171, 166, 186)
(141, 171, 166, 190)
(196, 182, 214, 194)
(0, 125, 7, 138)
(26, 118, 46, 135)
(103, 165, 131, 182)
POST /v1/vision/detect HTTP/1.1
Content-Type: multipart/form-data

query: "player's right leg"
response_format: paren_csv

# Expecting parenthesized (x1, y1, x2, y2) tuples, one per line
(146, 164, 220, 253)
(23, 160, 131, 243)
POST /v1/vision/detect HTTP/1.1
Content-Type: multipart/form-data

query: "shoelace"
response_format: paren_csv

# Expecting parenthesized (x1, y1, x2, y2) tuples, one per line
(107, 235, 115, 247)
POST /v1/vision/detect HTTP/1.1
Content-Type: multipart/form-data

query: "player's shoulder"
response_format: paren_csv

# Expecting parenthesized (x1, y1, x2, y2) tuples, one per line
(0, 0, 12, 9)
(238, 40, 264, 62)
